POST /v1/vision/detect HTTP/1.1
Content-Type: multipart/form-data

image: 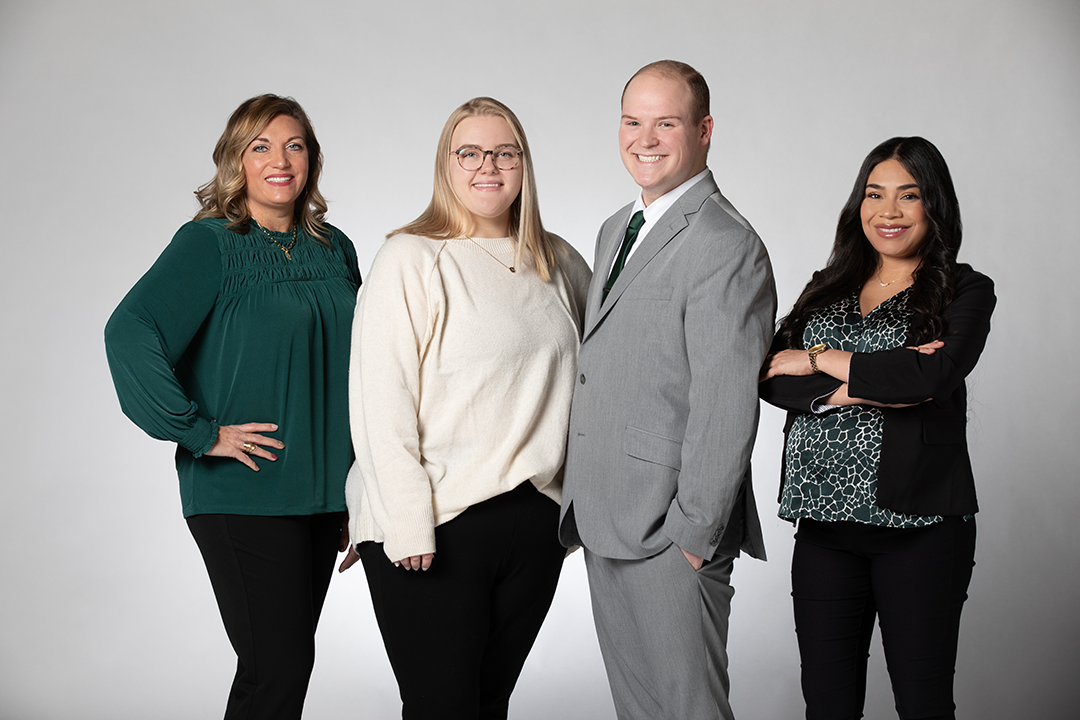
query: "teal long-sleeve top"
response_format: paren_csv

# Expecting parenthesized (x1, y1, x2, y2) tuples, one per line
(105, 218, 361, 517)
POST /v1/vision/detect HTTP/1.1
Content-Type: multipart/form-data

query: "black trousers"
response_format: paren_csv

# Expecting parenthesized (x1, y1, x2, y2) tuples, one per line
(187, 512, 343, 720)
(792, 517, 976, 720)
(360, 482, 565, 720)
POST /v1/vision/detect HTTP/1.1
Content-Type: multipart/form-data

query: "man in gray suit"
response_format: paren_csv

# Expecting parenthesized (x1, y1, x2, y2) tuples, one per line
(559, 60, 776, 719)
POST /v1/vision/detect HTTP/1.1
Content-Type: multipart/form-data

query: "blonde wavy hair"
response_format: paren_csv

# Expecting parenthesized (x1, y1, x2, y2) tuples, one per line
(194, 94, 330, 244)
(390, 97, 561, 280)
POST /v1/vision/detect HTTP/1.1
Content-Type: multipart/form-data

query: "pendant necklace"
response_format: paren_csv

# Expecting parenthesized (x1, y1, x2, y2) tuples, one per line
(465, 235, 515, 273)
(258, 222, 297, 260)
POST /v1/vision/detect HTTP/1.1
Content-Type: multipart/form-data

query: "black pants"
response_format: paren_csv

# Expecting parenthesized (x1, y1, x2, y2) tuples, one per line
(792, 517, 976, 720)
(187, 512, 343, 720)
(360, 482, 565, 720)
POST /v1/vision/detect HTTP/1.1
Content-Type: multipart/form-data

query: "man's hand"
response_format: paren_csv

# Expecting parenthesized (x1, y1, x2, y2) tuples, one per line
(680, 546, 704, 571)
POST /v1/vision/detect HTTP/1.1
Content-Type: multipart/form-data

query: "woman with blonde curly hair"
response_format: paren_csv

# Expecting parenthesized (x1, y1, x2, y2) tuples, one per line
(106, 94, 360, 719)
(340, 97, 591, 719)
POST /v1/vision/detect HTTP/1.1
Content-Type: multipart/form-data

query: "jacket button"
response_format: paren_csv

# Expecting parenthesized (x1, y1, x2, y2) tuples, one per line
(579, 374, 586, 384)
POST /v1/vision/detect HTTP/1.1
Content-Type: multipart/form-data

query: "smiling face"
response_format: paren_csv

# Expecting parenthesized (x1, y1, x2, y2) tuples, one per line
(619, 71, 713, 205)
(242, 114, 309, 229)
(860, 158, 929, 263)
(448, 115, 523, 238)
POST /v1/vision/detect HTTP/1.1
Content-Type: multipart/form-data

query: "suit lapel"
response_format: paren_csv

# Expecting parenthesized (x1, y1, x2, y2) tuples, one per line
(584, 174, 720, 340)
(584, 204, 634, 333)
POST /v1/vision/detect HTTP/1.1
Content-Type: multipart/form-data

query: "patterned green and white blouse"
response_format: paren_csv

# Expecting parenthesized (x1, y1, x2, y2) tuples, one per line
(779, 289, 941, 528)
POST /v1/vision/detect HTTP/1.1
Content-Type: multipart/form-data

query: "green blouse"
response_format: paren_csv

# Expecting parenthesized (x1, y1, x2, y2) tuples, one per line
(106, 218, 360, 517)
(779, 290, 941, 528)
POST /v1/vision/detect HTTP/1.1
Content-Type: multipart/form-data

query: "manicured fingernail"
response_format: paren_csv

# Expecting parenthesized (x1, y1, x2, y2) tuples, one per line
(278, 443, 285, 449)
(271, 424, 278, 430)
(394, 562, 400, 567)
(270, 454, 278, 461)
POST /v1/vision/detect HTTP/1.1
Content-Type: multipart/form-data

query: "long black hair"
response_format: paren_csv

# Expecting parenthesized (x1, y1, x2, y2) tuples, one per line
(776, 136, 963, 348)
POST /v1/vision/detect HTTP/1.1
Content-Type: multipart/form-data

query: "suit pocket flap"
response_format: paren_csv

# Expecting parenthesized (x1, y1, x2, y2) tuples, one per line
(624, 426, 683, 470)
(625, 285, 674, 301)
(921, 417, 967, 445)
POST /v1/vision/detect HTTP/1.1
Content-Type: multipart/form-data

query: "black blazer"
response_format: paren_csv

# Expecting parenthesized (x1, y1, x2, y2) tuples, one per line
(759, 264, 996, 517)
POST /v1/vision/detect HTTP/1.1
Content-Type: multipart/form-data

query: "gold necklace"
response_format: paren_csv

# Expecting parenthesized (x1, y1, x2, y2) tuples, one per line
(876, 272, 911, 287)
(465, 235, 515, 273)
(258, 222, 297, 260)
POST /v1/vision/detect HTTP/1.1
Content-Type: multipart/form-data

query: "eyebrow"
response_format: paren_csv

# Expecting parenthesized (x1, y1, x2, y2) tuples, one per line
(866, 183, 919, 190)
(454, 143, 518, 149)
(250, 135, 304, 144)
(622, 114, 683, 121)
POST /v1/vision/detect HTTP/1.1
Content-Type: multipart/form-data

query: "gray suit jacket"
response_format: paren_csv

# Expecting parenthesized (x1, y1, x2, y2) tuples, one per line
(559, 172, 776, 561)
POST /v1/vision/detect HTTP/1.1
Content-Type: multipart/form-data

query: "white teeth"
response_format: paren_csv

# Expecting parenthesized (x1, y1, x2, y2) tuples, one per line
(637, 155, 662, 163)
(473, 183, 501, 187)
(266, 177, 292, 184)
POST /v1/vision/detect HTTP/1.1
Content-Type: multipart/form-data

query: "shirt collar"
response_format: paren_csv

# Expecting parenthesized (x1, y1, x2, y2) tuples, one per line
(631, 168, 710, 236)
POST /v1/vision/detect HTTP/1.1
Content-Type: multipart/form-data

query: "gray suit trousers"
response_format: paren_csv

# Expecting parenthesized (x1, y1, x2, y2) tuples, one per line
(584, 546, 736, 720)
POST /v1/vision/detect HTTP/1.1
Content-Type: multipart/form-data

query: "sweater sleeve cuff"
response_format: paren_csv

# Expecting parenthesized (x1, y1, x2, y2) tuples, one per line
(382, 521, 437, 564)
(182, 418, 218, 458)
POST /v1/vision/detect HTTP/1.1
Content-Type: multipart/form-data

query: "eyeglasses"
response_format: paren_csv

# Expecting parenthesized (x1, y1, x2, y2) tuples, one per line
(451, 145, 522, 172)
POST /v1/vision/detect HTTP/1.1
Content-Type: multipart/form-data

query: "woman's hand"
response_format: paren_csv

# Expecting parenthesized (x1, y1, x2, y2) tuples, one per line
(337, 513, 359, 573)
(338, 545, 360, 573)
(759, 348, 813, 381)
(908, 340, 944, 354)
(396, 553, 434, 571)
(204, 422, 284, 471)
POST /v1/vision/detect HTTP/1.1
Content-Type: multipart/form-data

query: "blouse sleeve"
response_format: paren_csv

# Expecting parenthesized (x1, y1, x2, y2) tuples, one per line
(104, 222, 222, 455)
(847, 269, 996, 404)
(349, 236, 440, 561)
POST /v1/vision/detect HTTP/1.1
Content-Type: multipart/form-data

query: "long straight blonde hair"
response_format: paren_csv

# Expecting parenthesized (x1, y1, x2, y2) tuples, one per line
(390, 97, 561, 280)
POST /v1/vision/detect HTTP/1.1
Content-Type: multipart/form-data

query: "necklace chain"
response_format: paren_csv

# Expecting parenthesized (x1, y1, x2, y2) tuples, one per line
(258, 222, 297, 260)
(876, 271, 912, 287)
(465, 236, 515, 273)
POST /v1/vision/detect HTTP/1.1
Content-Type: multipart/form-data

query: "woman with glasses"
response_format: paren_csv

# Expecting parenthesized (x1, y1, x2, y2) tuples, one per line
(339, 97, 590, 719)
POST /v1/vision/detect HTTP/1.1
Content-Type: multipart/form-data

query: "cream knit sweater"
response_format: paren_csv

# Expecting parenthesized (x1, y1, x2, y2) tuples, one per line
(346, 233, 591, 562)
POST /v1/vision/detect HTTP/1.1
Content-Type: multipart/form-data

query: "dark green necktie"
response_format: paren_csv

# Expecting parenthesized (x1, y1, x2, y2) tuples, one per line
(603, 210, 646, 300)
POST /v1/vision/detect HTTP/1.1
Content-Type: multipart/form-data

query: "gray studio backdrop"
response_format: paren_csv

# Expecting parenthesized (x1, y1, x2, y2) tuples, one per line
(1, 1, 1077, 718)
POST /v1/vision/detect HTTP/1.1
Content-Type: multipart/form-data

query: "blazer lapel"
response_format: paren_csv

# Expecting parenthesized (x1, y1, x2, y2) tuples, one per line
(586, 174, 720, 337)
(584, 205, 634, 335)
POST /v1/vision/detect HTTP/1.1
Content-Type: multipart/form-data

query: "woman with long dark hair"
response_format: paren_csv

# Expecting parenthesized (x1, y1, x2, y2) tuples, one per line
(760, 136, 995, 719)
